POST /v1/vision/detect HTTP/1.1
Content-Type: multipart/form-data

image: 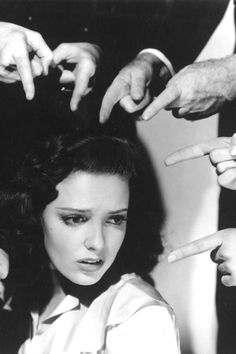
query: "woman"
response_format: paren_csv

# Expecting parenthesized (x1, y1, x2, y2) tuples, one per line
(0, 128, 180, 353)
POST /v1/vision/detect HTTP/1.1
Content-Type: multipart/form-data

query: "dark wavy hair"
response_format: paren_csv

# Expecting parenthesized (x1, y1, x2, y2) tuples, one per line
(0, 129, 163, 300)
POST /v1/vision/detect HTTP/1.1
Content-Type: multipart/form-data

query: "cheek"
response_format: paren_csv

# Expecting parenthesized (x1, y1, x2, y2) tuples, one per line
(43, 223, 70, 258)
(108, 229, 126, 257)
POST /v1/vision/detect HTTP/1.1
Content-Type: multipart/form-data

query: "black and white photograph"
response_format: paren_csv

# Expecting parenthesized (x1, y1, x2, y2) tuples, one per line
(0, 0, 235, 353)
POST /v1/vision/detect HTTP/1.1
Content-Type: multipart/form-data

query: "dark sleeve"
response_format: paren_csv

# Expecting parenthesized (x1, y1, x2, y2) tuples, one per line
(104, 0, 230, 72)
(162, 0, 231, 72)
(86, 0, 231, 72)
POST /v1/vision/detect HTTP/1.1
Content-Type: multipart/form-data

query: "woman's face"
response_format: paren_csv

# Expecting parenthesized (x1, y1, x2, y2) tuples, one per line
(41, 171, 129, 286)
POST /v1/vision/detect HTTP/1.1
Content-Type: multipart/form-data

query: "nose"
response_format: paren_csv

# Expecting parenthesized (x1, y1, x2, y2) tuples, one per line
(84, 222, 105, 251)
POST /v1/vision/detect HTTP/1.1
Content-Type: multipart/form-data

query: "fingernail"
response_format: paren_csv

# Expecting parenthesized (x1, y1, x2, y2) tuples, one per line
(26, 91, 33, 101)
(99, 112, 107, 124)
(70, 102, 77, 112)
(164, 157, 172, 166)
(167, 254, 177, 263)
(0, 271, 7, 280)
(99, 117, 107, 124)
(165, 157, 178, 166)
(142, 113, 150, 121)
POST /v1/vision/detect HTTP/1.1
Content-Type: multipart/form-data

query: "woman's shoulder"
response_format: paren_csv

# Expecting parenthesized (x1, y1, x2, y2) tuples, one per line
(71, 273, 179, 353)
(112, 273, 171, 306)
(103, 274, 180, 353)
(105, 273, 175, 325)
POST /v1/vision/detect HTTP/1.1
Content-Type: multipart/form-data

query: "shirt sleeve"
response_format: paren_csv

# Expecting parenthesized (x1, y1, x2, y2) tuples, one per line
(106, 305, 180, 354)
(139, 49, 175, 77)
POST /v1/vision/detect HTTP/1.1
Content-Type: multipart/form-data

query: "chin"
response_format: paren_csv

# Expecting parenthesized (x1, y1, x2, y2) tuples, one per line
(70, 272, 105, 286)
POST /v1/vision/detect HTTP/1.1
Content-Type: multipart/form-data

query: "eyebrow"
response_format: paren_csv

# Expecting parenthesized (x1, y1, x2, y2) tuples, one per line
(56, 208, 128, 214)
(108, 209, 128, 214)
(56, 208, 90, 212)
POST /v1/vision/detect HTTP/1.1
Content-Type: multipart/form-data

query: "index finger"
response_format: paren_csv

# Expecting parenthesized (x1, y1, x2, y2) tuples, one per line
(168, 231, 224, 262)
(27, 32, 53, 75)
(165, 137, 230, 166)
(99, 78, 130, 123)
(14, 45, 34, 100)
(142, 85, 179, 120)
(70, 60, 95, 111)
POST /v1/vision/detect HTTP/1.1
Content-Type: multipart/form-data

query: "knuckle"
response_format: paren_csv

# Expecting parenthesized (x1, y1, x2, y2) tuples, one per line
(45, 51, 53, 61)
(220, 136, 231, 145)
(124, 105, 135, 113)
(217, 250, 228, 260)
(216, 163, 224, 174)
(225, 229, 236, 238)
(117, 68, 130, 80)
(225, 230, 235, 241)
(12, 30, 25, 40)
(7, 31, 26, 48)
(218, 179, 231, 190)
(57, 43, 69, 52)
(134, 65, 145, 76)
(221, 275, 236, 287)
(31, 31, 43, 42)
(0, 54, 8, 67)
(209, 150, 218, 164)
(81, 57, 95, 68)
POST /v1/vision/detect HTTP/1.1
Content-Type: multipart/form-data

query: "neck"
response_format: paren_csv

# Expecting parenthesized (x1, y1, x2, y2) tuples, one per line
(38, 275, 65, 323)
(31, 259, 123, 313)
(53, 262, 122, 307)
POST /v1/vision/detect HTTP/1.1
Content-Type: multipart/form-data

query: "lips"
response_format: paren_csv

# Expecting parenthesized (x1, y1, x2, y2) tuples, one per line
(78, 258, 103, 265)
(77, 258, 104, 271)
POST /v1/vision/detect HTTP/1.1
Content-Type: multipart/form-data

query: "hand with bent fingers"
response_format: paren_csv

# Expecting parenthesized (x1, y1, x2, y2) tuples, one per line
(0, 248, 9, 281)
(0, 22, 53, 100)
(142, 55, 236, 121)
(165, 134, 236, 190)
(53, 43, 101, 111)
(99, 52, 172, 123)
(0, 249, 8, 304)
(168, 229, 236, 287)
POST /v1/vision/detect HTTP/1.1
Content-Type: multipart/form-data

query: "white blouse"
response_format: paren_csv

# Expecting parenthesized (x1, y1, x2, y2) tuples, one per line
(18, 273, 180, 354)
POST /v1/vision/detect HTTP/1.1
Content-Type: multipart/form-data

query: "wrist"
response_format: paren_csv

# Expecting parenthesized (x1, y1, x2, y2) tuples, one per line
(136, 53, 171, 85)
(139, 48, 175, 76)
(223, 55, 236, 101)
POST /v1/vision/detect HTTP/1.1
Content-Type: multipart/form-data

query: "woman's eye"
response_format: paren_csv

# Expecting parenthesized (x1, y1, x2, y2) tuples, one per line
(108, 215, 127, 226)
(61, 215, 87, 225)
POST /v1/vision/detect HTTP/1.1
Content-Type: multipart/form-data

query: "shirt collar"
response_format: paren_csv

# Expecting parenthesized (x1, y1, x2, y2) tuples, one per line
(31, 294, 80, 324)
(30, 274, 169, 352)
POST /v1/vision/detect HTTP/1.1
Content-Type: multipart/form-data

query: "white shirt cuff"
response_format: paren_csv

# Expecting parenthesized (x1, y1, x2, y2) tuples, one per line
(139, 48, 175, 76)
